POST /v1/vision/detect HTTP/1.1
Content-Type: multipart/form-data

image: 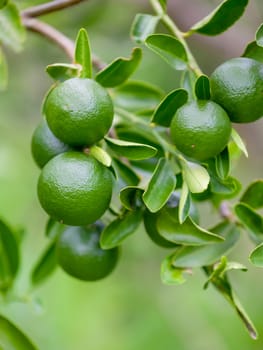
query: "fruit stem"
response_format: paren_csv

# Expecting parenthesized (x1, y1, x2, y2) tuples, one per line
(150, 0, 203, 77)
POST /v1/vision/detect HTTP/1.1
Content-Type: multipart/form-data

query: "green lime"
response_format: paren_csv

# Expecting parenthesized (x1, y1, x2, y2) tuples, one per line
(37, 152, 113, 226)
(170, 100, 231, 161)
(57, 224, 119, 281)
(45, 78, 114, 147)
(210, 57, 263, 123)
(31, 118, 72, 168)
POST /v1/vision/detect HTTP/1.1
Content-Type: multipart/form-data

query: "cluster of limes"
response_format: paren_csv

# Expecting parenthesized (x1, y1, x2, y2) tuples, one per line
(32, 77, 119, 281)
(170, 57, 263, 161)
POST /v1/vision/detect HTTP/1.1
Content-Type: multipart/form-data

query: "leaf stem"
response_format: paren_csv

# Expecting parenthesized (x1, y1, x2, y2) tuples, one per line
(21, 0, 87, 18)
(150, 0, 202, 76)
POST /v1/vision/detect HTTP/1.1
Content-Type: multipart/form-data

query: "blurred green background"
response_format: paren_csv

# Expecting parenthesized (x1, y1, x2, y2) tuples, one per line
(1, 0, 263, 349)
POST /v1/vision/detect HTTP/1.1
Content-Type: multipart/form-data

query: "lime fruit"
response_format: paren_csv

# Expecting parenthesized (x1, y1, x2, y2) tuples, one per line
(210, 57, 263, 123)
(37, 152, 113, 226)
(31, 118, 72, 168)
(170, 100, 231, 161)
(57, 224, 119, 281)
(45, 78, 114, 146)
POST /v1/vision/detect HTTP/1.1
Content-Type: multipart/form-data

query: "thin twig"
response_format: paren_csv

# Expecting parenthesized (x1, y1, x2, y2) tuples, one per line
(22, 0, 86, 18)
(22, 17, 75, 61)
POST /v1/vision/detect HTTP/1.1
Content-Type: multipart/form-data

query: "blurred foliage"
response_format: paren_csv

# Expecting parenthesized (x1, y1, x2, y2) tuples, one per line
(0, 0, 263, 349)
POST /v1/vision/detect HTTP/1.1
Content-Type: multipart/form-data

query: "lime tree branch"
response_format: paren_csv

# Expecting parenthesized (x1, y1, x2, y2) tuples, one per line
(22, 0, 87, 18)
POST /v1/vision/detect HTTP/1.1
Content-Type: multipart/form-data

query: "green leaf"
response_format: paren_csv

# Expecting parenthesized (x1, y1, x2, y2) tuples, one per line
(256, 23, 263, 47)
(96, 48, 142, 87)
(113, 80, 164, 112)
(74, 28, 92, 79)
(90, 145, 112, 167)
(203, 259, 257, 340)
(0, 47, 7, 90)
(145, 34, 188, 71)
(0, 2, 26, 52)
(131, 14, 160, 43)
(100, 210, 142, 249)
(242, 41, 263, 63)
(45, 218, 64, 240)
(0, 315, 38, 349)
(210, 174, 241, 198)
(152, 88, 188, 127)
(250, 243, 263, 267)
(0, 0, 8, 9)
(181, 160, 210, 194)
(120, 186, 144, 210)
(46, 63, 80, 82)
(170, 221, 240, 268)
(31, 242, 57, 287)
(194, 75, 210, 100)
(178, 182, 191, 224)
(215, 147, 230, 180)
(231, 128, 248, 157)
(157, 207, 223, 245)
(235, 203, 263, 244)
(143, 158, 176, 212)
(105, 137, 157, 160)
(0, 219, 19, 292)
(241, 180, 263, 209)
(112, 158, 140, 186)
(161, 254, 187, 285)
(189, 0, 249, 36)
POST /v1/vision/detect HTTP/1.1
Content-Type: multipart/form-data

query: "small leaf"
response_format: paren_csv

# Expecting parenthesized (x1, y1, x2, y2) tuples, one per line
(152, 88, 188, 127)
(182, 160, 210, 194)
(120, 186, 144, 210)
(45, 218, 64, 240)
(90, 145, 112, 167)
(74, 28, 92, 78)
(46, 63, 80, 82)
(100, 210, 142, 249)
(241, 180, 263, 209)
(231, 128, 248, 157)
(256, 23, 263, 47)
(171, 221, 240, 268)
(0, 47, 7, 90)
(105, 137, 157, 160)
(194, 75, 210, 100)
(180, 70, 196, 99)
(235, 203, 263, 244)
(0, 219, 19, 292)
(145, 34, 188, 71)
(178, 182, 191, 224)
(113, 80, 164, 112)
(157, 207, 223, 245)
(0, 315, 38, 349)
(242, 41, 263, 63)
(96, 48, 142, 87)
(131, 14, 160, 43)
(215, 147, 230, 180)
(250, 243, 263, 267)
(31, 242, 57, 287)
(143, 158, 176, 212)
(0, 2, 26, 52)
(112, 158, 140, 186)
(189, 0, 249, 36)
(161, 254, 187, 285)
(210, 174, 241, 197)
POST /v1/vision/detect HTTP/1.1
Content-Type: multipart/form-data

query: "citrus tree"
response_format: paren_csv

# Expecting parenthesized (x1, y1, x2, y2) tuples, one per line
(0, 0, 263, 347)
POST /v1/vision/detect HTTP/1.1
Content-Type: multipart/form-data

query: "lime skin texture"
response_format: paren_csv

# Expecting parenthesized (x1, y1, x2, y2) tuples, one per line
(45, 78, 114, 147)
(170, 100, 232, 161)
(37, 152, 113, 226)
(31, 118, 72, 168)
(57, 224, 119, 281)
(210, 57, 263, 123)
